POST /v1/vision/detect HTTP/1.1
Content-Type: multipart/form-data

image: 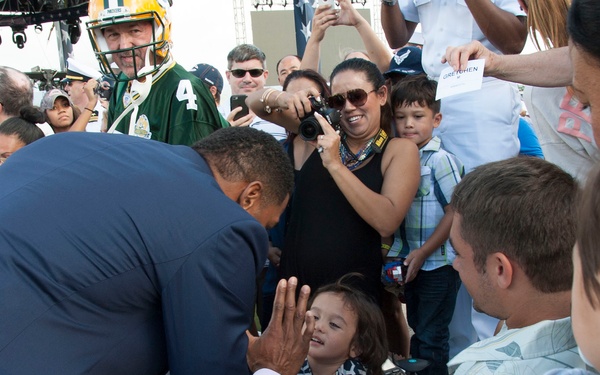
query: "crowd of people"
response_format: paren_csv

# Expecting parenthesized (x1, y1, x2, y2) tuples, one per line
(1, 0, 600, 374)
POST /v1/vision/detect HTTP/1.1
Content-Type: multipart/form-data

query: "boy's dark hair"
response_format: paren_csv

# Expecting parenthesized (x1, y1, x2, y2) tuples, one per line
(452, 157, 577, 294)
(192, 127, 293, 206)
(309, 273, 388, 375)
(390, 75, 440, 114)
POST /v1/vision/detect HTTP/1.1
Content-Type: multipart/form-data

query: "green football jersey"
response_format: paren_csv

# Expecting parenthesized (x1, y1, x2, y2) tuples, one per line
(108, 62, 228, 146)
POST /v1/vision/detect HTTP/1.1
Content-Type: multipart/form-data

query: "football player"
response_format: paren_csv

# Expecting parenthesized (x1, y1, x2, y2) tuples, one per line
(86, 0, 228, 145)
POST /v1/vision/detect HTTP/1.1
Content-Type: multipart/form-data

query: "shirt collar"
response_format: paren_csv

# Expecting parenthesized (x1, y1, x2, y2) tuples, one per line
(420, 135, 442, 153)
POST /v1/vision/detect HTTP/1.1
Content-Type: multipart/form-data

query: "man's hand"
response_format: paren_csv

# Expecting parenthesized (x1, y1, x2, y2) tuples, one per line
(442, 40, 499, 75)
(247, 277, 314, 375)
(227, 107, 255, 127)
(84, 78, 100, 105)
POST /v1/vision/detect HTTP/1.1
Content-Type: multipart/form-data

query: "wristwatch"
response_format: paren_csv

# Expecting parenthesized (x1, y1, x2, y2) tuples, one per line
(382, 0, 398, 6)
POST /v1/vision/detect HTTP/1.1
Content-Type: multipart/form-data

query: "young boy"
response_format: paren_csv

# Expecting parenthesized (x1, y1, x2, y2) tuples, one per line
(388, 75, 463, 375)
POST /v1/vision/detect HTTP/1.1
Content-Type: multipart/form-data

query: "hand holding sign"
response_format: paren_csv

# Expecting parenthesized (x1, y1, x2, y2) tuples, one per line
(436, 59, 485, 100)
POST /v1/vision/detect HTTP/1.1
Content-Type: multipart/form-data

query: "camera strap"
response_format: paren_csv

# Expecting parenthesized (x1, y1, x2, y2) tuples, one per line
(339, 128, 389, 171)
(372, 128, 389, 154)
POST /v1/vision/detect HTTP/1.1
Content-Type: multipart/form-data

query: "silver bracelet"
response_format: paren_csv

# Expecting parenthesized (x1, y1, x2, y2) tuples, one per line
(382, 0, 398, 5)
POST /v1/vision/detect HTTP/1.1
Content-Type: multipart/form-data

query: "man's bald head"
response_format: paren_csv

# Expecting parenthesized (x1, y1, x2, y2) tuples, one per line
(0, 67, 34, 123)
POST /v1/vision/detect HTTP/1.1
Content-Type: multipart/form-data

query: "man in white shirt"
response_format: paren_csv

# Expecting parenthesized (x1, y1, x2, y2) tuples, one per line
(381, 0, 528, 356)
(62, 58, 104, 132)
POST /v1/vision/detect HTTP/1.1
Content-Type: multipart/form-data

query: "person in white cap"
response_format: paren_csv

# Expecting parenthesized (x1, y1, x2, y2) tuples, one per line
(62, 57, 102, 132)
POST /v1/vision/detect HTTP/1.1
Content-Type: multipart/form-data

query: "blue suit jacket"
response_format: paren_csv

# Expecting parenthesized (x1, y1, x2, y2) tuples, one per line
(0, 133, 267, 374)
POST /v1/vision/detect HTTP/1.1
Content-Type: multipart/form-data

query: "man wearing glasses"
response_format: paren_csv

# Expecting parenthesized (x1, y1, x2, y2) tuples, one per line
(225, 44, 287, 141)
(86, 0, 228, 145)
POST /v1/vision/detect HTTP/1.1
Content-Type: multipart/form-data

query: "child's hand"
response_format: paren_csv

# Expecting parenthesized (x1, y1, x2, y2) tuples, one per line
(403, 249, 427, 283)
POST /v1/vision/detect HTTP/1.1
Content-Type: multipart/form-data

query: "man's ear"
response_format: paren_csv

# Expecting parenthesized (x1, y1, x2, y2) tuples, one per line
(209, 86, 218, 99)
(238, 181, 263, 211)
(489, 252, 514, 290)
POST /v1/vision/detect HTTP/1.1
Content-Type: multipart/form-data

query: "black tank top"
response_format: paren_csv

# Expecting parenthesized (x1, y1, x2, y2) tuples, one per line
(280, 140, 388, 300)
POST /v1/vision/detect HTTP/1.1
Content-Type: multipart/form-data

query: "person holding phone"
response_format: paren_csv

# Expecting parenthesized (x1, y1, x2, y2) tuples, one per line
(225, 44, 287, 140)
(301, 0, 392, 75)
(230, 94, 250, 121)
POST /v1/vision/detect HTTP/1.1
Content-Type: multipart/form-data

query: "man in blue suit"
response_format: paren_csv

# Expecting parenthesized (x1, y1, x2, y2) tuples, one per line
(0, 128, 311, 374)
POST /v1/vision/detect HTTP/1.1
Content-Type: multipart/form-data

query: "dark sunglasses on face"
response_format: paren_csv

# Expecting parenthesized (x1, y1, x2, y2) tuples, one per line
(327, 88, 377, 110)
(229, 68, 264, 78)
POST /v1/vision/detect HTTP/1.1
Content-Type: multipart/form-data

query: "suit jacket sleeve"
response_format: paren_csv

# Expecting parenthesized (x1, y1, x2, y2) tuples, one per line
(162, 218, 267, 374)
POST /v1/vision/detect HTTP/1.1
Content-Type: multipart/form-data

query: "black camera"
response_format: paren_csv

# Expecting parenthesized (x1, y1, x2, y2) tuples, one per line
(94, 76, 115, 100)
(298, 96, 341, 141)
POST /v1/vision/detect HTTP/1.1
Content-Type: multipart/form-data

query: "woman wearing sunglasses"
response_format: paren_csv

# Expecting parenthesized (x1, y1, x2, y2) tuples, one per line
(248, 58, 420, 304)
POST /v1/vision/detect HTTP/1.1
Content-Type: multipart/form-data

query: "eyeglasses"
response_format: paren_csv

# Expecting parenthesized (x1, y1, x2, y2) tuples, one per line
(229, 69, 264, 78)
(327, 88, 377, 110)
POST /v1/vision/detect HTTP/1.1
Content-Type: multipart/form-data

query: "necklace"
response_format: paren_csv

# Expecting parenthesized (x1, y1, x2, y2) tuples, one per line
(339, 134, 376, 171)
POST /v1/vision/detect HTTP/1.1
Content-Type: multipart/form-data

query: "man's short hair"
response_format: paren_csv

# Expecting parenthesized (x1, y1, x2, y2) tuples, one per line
(192, 127, 293, 206)
(227, 44, 267, 70)
(390, 75, 440, 114)
(276, 55, 301, 76)
(452, 157, 577, 293)
(0, 67, 33, 117)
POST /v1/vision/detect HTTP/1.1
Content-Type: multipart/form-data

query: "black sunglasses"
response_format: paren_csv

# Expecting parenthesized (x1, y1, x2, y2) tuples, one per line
(229, 69, 264, 78)
(327, 88, 377, 110)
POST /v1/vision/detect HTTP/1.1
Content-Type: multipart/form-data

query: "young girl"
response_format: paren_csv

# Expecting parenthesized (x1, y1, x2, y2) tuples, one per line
(299, 274, 388, 375)
(40, 84, 98, 134)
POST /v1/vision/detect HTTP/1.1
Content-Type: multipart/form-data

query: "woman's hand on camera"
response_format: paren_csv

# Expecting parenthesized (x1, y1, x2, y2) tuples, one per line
(275, 88, 322, 122)
(313, 112, 342, 169)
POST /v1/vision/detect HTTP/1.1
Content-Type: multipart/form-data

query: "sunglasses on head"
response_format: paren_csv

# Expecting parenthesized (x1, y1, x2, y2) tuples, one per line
(327, 88, 377, 110)
(229, 68, 264, 78)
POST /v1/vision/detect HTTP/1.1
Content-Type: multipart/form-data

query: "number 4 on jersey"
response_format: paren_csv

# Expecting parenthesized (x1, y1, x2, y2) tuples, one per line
(176, 80, 199, 111)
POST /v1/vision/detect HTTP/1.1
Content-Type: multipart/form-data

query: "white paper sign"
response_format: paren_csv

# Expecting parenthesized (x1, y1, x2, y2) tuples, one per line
(436, 59, 485, 100)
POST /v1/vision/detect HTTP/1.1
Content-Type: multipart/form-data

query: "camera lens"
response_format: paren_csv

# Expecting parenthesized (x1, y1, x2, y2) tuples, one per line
(299, 116, 322, 141)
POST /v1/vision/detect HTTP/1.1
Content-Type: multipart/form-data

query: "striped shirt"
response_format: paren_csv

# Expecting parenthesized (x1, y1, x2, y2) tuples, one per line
(389, 136, 464, 270)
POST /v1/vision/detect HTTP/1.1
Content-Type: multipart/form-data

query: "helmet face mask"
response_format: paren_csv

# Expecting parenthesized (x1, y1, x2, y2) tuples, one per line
(86, 0, 172, 82)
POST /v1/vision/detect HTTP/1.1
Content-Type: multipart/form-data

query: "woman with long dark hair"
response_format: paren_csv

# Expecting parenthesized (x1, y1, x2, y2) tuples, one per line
(248, 58, 419, 303)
